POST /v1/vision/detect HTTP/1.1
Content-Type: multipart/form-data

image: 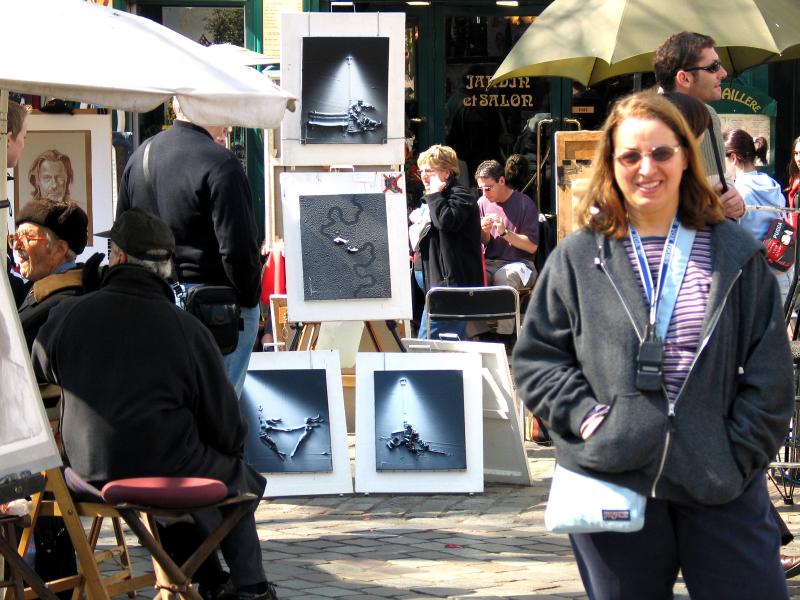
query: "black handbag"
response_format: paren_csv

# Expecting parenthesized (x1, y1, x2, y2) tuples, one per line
(184, 285, 241, 355)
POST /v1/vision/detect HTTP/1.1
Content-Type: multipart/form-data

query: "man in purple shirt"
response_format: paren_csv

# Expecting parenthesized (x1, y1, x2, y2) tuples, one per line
(475, 159, 539, 334)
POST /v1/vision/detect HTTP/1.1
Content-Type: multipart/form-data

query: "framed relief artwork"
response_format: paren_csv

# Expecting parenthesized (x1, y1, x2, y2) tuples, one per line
(354, 352, 483, 494)
(11, 111, 113, 255)
(280, 171, 412, 323)
(241, 351, 352, 497)
(280, 12, 405, 166)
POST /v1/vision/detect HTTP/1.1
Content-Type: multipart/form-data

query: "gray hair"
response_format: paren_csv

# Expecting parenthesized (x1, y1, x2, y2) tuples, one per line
(44, 229, 76, 262)
(112, 241, 173, 279)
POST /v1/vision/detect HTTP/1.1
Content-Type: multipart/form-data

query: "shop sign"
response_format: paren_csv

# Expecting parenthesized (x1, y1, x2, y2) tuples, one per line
(464, 75, 534, 109)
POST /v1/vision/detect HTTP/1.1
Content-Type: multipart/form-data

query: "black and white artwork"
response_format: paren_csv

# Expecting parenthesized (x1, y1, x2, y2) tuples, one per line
(374, 370, 467, 471)
(281, 172, 412, 322)
(242, 352, 352, 497)
(301, 37, 389, 145)
(242, 369, 332, 473)
(299, 193, 391, 301)
(280, 13, 405, 166)
(355, 352, 483, 494)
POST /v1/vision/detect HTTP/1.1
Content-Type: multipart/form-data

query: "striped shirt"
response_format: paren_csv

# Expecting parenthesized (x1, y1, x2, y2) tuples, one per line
(623, 228, 713, 401)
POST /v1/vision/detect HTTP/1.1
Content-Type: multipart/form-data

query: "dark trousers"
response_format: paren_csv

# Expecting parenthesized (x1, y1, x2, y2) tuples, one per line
(570, 478, 788, 600)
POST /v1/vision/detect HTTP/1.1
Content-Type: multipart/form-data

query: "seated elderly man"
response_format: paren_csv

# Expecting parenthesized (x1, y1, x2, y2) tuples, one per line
(32, 208, 277, 600)
(13, 199, 88, 350)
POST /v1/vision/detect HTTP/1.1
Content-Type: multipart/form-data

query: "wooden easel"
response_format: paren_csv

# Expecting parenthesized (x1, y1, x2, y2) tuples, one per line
(17, 468, 154, 600)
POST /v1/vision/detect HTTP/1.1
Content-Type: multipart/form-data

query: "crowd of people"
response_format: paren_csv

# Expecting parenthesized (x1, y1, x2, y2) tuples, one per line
(5, 25, 800, 600)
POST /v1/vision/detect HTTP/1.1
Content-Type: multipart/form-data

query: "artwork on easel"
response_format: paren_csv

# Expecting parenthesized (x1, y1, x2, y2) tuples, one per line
(402, 338, 533, 486)
(281, 171, 412, 323)
(355, 352, 483, 494)
(241, 351, 352, 496)
(9, 111, 114, 258)
(0, 266, 61, 482)
(301, 37, 389, 146)
(374, 370, 467, 471)
(279, 12, 406, 166)
(299, 192, 391, 301)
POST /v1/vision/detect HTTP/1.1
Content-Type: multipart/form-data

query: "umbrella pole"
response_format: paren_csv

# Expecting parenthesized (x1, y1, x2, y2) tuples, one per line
(1, 89, 8, 264)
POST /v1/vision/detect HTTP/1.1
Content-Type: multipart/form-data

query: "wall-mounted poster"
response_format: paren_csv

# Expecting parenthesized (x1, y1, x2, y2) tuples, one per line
(281, 171, 411, 322)
(301, 37, 389, 146)
(403, 338, 532, 486)
(9, 112, 114, 260)
(0, 267, 62, 482)
(355, 352, 483, 494)
(299, 192, 391, 301)
(280, 12, 405, 166)
(242, 351, 352, 496)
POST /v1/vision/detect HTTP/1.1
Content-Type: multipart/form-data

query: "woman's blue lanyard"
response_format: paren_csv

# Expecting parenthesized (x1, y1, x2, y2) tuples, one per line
(629, 217, 696, 341)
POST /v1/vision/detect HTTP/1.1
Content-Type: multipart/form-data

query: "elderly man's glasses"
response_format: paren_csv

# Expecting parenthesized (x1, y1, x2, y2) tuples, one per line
(683, 60, 723, 74)
(614, 145, 682, 168)
(8, 231, 48, 247)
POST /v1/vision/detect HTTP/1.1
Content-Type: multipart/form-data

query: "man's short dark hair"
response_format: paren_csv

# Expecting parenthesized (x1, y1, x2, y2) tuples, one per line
(475, 160, 504, 181)
(653, 32, 715, 91)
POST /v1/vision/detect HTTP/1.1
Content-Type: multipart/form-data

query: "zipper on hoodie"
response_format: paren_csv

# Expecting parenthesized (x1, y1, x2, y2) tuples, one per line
(596, 247, 743, 498)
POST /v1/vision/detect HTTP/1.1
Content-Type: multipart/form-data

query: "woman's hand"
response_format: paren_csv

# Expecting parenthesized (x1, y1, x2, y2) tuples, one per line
(427, 173, 447, 194)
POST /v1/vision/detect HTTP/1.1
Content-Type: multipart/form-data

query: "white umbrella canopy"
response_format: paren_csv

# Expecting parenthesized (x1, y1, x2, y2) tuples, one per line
(205, 44, 278, 67)
(0, 0, 295, 128)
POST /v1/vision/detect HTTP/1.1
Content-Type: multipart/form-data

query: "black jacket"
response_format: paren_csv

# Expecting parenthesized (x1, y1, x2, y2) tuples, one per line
(117, 121, 261, 307)
(32, 264, 265, 497)
(417, 179, 483, 290)
(18, 268, 83, 352)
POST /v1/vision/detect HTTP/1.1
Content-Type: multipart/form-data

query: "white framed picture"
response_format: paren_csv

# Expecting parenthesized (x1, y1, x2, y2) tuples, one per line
(280, 171, 412, 322)
(280, 12, 406, 167)
(242, 351, 352, 497)
(355, 352, 483, 494)
(10, 111, 113, 260)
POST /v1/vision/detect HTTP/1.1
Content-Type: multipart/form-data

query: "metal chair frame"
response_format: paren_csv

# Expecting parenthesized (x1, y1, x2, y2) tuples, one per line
(424, 285, 521, 340)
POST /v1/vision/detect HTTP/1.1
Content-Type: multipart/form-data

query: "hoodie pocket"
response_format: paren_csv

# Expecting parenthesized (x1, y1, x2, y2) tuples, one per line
(576, 392, 666, 473)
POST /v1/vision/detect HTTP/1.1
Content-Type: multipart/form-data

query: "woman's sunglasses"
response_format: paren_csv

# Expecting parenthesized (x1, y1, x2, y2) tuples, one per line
(614, 145, 682, 168)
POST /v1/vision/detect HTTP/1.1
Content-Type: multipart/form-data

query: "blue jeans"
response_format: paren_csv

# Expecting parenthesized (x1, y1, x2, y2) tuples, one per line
(176, 283, 259, 399)
(414, 270, 468, 340)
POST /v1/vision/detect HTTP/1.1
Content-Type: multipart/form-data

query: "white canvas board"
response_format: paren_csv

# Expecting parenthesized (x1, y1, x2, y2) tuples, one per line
(0, 267, 61, 482)
(279, 12, 405, 166)
(244, 351, 352, 497)
(402, 338, 532, 486)
(8, 113, 113, 263)
(355, 352, 483, 494)
(280, 171, 412, 322)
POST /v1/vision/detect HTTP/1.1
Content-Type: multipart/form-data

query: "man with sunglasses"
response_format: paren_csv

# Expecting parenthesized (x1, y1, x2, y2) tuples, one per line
(654, 32, 746, 220)
(475, 159, 539, 335)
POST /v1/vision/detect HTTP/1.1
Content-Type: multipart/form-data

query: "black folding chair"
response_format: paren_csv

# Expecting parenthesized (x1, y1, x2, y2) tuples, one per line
(424, 285, 521, 340)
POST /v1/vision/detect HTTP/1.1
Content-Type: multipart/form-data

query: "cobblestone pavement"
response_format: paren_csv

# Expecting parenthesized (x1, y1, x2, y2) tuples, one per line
(111, 441, 800, 599)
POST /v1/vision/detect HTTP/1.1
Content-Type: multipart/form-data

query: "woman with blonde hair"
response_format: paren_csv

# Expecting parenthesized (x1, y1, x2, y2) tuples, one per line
(513, 91, 793, 599)
(410, 144, 483, 339)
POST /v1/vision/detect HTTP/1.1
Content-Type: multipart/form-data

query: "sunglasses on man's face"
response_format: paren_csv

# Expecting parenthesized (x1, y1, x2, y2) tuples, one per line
(614, 145, 682, 168)
(683, 60, 723, 74)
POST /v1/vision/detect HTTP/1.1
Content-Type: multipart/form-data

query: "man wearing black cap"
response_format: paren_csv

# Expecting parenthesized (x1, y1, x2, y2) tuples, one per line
(13, 198, 89, 351)
(32, 208, 277, 600)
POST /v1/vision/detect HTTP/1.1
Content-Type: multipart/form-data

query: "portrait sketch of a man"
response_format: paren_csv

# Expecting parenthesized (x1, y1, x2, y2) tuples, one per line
(14, 130, 93, 235)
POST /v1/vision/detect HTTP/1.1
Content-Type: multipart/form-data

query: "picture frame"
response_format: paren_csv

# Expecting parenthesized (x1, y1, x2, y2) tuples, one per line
(242, 351, 352, 497)
(280, 171, 412, 322)
(280, 12, 406, 166)
(0, 265, 62, 481)
(355, 352, 483, 494)
(10, 111, 113, 258)
(402, 338, 532, 486)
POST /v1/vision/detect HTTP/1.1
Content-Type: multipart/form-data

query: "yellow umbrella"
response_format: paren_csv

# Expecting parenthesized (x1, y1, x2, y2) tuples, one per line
(491, 0, 800, 87)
